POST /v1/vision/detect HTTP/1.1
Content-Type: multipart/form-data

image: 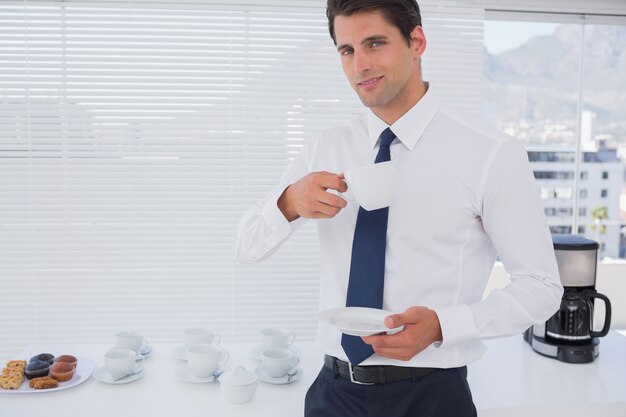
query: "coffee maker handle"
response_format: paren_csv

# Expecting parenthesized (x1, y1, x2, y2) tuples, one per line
(587, 292, 612, 337)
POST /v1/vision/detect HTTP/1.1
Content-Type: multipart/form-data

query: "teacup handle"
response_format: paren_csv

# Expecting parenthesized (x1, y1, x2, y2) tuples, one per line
(287, 332, 296, 347)
(135, 355, 145, 368)
(213, 334, 222, 346)
(338, 182, 355, 202)
(219, 351, 230, 367)
(290, 357, 300, 369)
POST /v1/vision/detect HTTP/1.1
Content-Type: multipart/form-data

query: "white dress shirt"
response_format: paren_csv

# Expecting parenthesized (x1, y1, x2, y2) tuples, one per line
(235, 85, 563, 368)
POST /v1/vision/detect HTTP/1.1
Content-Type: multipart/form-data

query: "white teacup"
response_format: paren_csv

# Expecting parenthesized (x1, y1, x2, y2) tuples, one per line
(187, 344, 229, 378)
(261, 348, 300, 378)
(260, 328, 296, 349)
(184, 327, 221, 347)
(115, 330, 145, 353)
(105, 348, 144, 380)
(341, 160, 397, 211)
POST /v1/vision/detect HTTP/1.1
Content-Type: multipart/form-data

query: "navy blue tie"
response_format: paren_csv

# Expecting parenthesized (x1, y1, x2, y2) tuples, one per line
(341, 127, 396, 365)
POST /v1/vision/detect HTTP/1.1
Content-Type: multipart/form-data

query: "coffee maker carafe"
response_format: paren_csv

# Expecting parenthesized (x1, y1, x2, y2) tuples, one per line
(524, 234, 612, 363)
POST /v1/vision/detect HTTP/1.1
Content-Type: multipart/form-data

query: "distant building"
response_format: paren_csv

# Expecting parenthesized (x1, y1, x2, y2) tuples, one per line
(528, 146, 622, 258)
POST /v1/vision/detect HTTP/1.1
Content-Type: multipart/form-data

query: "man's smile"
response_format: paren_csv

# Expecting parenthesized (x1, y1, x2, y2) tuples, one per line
(357, 76, 384, 88)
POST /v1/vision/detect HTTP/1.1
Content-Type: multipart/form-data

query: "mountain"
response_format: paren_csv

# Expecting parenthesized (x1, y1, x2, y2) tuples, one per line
(484, 24, 626, 138)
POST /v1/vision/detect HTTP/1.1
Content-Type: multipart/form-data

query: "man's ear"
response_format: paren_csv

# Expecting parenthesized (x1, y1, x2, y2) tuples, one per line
(410, 25, 426, 58)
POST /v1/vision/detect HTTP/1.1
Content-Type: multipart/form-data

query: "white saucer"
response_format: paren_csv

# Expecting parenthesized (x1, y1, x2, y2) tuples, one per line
(94, 366, 144, 385)
(318, 307, 403, 336)
(250, 344, 302, 361)
(175, 364, 223, 383)
(255, 366, 302, 385)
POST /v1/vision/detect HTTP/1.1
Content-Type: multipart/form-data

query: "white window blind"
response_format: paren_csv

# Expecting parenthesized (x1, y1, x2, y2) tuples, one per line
(0, 0, 484, 359)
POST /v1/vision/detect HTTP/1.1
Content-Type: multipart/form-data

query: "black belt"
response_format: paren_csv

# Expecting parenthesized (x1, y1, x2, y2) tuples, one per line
(324, 355, 439, 385)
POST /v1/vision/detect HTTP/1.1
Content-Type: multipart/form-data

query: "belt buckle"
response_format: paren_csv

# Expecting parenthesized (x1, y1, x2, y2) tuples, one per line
(348, 362, 374, 385)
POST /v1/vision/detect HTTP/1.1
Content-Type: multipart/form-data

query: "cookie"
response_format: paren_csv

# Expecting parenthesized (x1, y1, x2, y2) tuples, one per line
(0, 374, 23, 390)
(29, 376, 58, 390)
(0, 359, 25, 390)
(6, 360, 27, 369)
(2, 368, 24, 376)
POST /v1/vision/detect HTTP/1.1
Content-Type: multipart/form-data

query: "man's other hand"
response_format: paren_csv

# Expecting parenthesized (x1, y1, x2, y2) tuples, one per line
(362, 306, 443, 361)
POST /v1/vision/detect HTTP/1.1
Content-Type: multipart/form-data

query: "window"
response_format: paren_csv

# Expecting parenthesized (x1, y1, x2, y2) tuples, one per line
(484, 14, 626, 259)
(579, 207, 587, 216)
(550, 225, 572, 234)
(528, 151, 575, 163)
(554, 188, 573, 199)
(0, 0, 487, 357)
(534, 171, 574, 180)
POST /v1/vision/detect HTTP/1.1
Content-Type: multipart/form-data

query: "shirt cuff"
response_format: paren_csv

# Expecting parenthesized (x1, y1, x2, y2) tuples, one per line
(261, 187, 293, 234)
(432, 304, 476, 348)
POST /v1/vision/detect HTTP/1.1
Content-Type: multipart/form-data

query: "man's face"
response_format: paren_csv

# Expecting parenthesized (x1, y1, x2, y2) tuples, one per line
(334, 11, 424, 119)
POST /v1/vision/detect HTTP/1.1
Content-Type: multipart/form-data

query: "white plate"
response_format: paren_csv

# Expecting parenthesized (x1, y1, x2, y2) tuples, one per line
(94, 366, 144, 385)
(318, 307, 402, 336)
(255, 366, 302, 385)
(175, 364, 222, 384)
(0, 357, 95, 394)
(249, 344, 302, 362)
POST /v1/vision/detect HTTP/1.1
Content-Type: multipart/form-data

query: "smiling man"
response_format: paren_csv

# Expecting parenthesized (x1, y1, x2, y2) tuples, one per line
(235, 1, 563, 416)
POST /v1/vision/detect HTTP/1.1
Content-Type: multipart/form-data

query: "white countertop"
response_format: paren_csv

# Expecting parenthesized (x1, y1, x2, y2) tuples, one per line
(468, 331, 626, 417)
(3, 332, 626, 417)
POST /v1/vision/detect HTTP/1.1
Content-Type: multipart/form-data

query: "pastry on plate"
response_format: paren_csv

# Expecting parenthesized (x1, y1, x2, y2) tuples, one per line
(25, 360, 51, 380)
(29, 353, 55, 365)
(0, 374, 24, 390)
(0, 359, 26, 390)
(29, 376, 58, 390)
(6, 360, 27, 370)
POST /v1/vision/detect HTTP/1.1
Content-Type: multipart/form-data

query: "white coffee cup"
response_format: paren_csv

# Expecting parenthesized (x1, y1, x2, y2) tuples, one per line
(261, 348, 300, 378)
(115, 330, 144, 353)
(187, 344, 229, 378)
(183, 327, 221, 347)
(104, 348, 144, 379)
(341, 160, 398, 211)
(260, 328, 296, 349)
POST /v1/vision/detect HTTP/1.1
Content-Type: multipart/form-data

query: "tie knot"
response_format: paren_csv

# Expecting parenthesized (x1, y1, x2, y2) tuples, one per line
(379, 128, 396, 148)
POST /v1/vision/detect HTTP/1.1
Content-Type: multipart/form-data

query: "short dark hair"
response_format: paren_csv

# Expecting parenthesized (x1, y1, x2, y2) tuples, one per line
(326, 0, 422, 46)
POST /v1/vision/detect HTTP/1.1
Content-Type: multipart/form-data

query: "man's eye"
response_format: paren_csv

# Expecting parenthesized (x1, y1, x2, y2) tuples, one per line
(371, 41, 384, 47)
(341, 48, 354, 56)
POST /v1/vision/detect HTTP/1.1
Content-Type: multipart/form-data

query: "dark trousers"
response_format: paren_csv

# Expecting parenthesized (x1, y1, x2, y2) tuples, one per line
(304, 365, 477, 417)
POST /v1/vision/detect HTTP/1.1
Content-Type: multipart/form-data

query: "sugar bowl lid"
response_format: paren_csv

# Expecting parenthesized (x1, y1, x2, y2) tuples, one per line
(220, 366, 257, 386)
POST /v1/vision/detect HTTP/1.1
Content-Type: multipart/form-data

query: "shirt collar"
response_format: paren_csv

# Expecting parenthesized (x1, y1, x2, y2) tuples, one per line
(366, 82, 440, 151)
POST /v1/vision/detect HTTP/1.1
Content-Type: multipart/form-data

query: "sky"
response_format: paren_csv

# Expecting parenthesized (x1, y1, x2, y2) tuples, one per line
(484, 21, 560, 54)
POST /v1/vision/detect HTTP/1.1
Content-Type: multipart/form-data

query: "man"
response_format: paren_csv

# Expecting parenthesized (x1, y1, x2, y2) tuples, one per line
(236, 0, 563, 416)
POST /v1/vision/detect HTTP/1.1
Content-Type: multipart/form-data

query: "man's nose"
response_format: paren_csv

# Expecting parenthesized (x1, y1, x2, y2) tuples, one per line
(353, 50, 372, 74)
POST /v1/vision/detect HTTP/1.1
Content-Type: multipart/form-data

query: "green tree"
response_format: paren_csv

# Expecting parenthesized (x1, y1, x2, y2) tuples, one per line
(591, 206, 608, 234)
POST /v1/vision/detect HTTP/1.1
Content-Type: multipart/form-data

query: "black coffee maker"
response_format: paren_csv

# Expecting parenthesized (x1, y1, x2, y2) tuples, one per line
(524, 234, 612, 363)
